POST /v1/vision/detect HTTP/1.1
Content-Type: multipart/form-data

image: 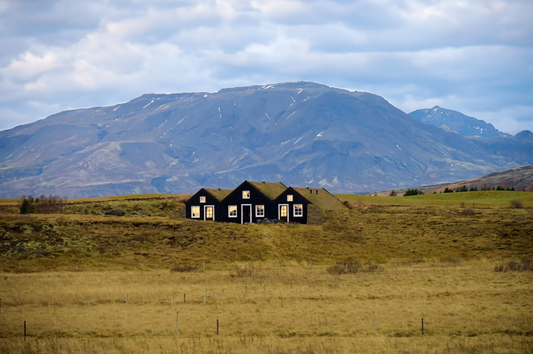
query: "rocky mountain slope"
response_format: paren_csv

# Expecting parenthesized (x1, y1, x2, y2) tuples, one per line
(0, 82, 530, 198)
(409, 106, 507, 138)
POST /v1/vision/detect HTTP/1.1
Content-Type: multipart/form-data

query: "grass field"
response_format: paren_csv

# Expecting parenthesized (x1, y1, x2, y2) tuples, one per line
(0, 261, 532, 353)
(339, 191, 533, 207)
(0, 192, 532, 353)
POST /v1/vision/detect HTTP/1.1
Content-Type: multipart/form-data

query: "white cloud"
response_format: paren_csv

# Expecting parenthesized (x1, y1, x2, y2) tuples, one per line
(0, 0, 532, 134)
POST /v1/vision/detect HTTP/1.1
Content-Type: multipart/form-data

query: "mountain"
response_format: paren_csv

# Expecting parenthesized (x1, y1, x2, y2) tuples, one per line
(0, 82, 529, 198)
(409, 106, 507, 138)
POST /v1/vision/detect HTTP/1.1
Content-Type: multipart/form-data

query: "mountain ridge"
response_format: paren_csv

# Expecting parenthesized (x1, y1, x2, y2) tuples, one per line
(0, 82, 530, 198)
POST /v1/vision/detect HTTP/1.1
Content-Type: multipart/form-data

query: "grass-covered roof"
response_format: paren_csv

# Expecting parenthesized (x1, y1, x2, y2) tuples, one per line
(293, 187, 347, 210)
(204, 188, 233, 201)
(249, 181, 287, 200)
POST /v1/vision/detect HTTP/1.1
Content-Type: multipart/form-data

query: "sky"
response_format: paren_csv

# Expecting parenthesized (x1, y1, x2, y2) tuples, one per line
(1, 0, 532, 134)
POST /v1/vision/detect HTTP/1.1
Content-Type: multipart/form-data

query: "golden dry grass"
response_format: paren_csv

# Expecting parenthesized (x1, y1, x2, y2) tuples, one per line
(0, 261, 532, 353)
(0, 198, 532, 353)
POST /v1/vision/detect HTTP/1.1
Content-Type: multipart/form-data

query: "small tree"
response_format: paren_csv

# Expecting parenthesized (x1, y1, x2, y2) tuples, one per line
(20, 198, 31, 214)
(496, 185, 505, 191)
(456, 185, 468, 192)
(443, 187, 454, 193)
(389, 190, 397, 196)
(469, 187, 478, 191)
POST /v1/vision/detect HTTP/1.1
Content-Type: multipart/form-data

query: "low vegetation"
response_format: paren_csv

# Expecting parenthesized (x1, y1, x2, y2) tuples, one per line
(0, 191, 531, 353)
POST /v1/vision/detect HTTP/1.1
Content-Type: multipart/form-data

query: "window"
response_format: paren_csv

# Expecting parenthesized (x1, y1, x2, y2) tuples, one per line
(256, 205, 265, 217)
(280, 205, 287, 218)
(199, 196, 206, 203)
(242, 190, 250, 199)
(191, 206, 200, 218)
(287, 194, 293, 202)
(294, 204, 303, 217)
(229, 205, 237, 218)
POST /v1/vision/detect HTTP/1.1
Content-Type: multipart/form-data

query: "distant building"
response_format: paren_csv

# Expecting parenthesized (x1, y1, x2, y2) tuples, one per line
(185, 180, 347, 224)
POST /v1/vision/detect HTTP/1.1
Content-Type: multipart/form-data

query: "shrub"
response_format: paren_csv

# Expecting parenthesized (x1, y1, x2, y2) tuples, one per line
(494, 258, 533, 272)
(388, 190, 397, 196)
(456, 185, 468, 192)
(469, 187, 478, 191)
(443, 187, 454, 193)
(460, 208, 475, 215)
(510, 200, 523, 209)
(496, 185, 505, 191)
(404, 189, 424, 196)
(327, 260, 362, 275)
(20, 199, 31, 214)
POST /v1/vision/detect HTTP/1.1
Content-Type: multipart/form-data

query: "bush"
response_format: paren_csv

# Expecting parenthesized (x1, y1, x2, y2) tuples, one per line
(443, 187, 454, 193)
(494, 258, 533, 272)
(404, 189, 424, 196)
(456, 185, 468, 192)
(469, 187, 478, 191)
(389, 190, 397, 196)
(327, 260, 362, 275)
(460, 208, 475, 215)
(510, 200, 523, 209)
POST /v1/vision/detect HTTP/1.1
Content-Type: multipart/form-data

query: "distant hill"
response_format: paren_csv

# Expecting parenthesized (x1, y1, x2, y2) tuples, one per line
(380, 164, 533, 195)
(409, 106, 507, 138)
(0, 82, 531, 198)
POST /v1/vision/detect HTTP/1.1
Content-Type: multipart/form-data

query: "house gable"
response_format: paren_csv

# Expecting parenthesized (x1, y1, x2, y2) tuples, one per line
(273, 187, 310, 224)
(221, 181, 284, 223)
(185, 188, 231, 220)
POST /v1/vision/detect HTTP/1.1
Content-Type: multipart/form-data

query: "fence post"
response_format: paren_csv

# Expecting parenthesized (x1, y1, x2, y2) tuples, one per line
(126, 295, 128, 307)
(88, 296, 91, 309)
(372, 312, 375, 333)
(184, 294, 186, 304)
(48, 298, 51, 310)
(204, 289, 207, 304)
(422, 318, 424, 336)
(217, 319, 219, 335)
(244, 286, 247, 299)
(176, 312, 179, 337)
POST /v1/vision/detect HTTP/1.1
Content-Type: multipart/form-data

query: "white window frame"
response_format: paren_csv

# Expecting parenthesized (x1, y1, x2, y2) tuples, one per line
(228, 205, 238, 218)
(294, 204, 303, 217)
(287, 194, 293, 202)
(242, 190, 250, 199)
(204, 205, 214, 221)
(199, 196, 206, 203)
(255, 205, 265, 217)
(191, 206, 200, 218)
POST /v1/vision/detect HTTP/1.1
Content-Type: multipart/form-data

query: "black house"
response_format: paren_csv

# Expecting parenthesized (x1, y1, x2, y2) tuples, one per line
(185, 180, 347, 224)
(185, 188, 232, 221)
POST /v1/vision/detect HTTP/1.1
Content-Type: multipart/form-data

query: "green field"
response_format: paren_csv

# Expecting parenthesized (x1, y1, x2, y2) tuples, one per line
(339, 190, 533, 207)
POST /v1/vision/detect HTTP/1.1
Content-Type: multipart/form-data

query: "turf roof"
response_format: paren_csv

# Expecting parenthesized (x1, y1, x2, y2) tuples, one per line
(293, 187, 347, 210)
(249, 181, 287, 200)
(204, 188, 233, 201)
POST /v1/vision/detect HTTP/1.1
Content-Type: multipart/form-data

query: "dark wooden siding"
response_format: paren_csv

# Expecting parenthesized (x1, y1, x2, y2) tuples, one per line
(185, 189, 222, 221)
(219, 181, 276, 224)
(274, 187, 310, 224)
